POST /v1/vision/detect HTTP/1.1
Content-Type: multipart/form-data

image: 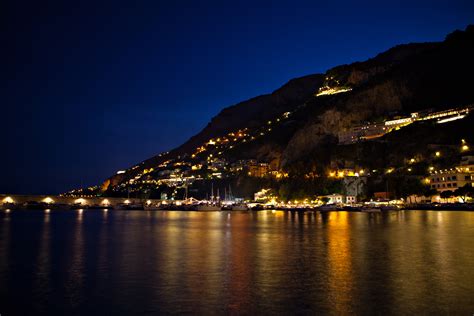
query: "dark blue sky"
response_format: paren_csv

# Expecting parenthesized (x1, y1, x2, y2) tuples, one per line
(4, 0, 474, 194)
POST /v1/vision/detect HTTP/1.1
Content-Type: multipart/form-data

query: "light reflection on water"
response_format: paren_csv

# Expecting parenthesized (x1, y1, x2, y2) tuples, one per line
(0, 210, 473, 314)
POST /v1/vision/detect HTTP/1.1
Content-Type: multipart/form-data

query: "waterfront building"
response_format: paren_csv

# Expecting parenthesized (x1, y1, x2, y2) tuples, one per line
(429, 156, 474, 192)
(323, 194, 344, 204)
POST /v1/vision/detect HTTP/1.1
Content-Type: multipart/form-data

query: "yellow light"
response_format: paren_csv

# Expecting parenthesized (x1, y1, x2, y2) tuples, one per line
(462, 139, 466, 144)
(74, 198, 86, 205)
(2, 196, 14, 204)
(124, 199, 130, 204)
(462, 145, 469, 151)
(329, 171, 336, 177)
(407, 168, 412, 172)
(146, 200, 151, 205)
(435, 151, 441, 157)
(45, 209, 51, 213)
(424, 178, 430, 184)
(43, 197, 54, 204)
(337, 171, 344, 178)
(410, 158, 415, 163)
(102, 199, 110, 205)
(387, 168, 394, 174)
(429, 166, 434, 171)
(359, 169, 364, 175)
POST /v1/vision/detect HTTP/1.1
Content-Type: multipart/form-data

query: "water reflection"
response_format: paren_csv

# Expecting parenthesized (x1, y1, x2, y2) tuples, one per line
(0, 210, 473, 314)
(33, 212, 51, 313)
(325, 212, 354, 314)
(64, 209, 85, 309)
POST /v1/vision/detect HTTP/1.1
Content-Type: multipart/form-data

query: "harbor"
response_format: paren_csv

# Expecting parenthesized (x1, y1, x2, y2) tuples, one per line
(2, 194, 473, 212)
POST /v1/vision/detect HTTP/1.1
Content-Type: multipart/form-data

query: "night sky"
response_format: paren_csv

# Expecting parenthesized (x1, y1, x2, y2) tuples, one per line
(4, 0, 474, 194)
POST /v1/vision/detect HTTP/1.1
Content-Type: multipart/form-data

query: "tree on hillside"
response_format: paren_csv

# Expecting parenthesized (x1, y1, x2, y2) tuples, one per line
(395, 177, 426, 203)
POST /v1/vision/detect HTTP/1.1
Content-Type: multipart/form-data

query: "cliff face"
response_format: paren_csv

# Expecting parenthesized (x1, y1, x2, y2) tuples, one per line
(281, 26, 474, 165)
(107, 73, 324, 185)
(175, 74, 325, 154)
(105, 25, 474, 188)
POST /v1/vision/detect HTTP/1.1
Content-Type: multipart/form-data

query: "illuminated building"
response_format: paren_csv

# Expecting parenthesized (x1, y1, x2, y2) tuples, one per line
(247, 162, 270, 177)
(429, 156, 474, 192)
(338, 104, 473, 144)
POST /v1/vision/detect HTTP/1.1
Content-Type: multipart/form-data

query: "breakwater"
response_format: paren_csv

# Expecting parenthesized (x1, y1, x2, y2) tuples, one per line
(0, 194, 161, 209)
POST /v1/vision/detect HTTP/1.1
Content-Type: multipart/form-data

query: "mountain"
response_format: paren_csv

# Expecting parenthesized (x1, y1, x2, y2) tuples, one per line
(95, 25, 474, 199)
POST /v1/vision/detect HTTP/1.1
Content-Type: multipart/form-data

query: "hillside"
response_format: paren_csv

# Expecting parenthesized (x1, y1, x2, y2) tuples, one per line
(91, 25, 474, 199)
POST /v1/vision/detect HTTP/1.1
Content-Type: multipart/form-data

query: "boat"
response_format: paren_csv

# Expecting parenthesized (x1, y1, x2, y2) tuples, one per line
(250, 204, 264, 211)
(343, 205, 362, 212)
(70, 203, 90, 209)
(144, 203, 162, 211)
(319, 204, 338, 212)
(115, 203, 144, 210)
(196, 204, 221, 211)
(362, 207, 382, 213)
(380, 205, 398, 211)
(231, 204, 248, 211)
(1, 203, 18, 210)
(87, 204, 110, 209)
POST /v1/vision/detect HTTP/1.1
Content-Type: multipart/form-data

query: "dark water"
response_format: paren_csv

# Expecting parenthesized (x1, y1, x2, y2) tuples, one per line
(0, 210, 473, 315)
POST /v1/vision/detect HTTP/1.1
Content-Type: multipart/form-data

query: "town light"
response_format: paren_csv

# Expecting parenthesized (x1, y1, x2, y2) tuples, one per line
(462, 145, 469, 151)
(435, 151, 441, 157)
(2, 196, 14, 204)
(74, 198, 86, 205)
(124, 199, 131, 204)
(43, 197, 54, 204)
(409, 158, 416, 163)
(102, 199, 110, 205)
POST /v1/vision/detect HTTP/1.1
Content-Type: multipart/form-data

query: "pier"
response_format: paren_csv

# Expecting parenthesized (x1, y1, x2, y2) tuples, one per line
(0, 194, 164, 209)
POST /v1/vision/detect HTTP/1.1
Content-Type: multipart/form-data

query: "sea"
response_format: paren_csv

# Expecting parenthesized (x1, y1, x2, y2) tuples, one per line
(1, 209, 473, 315)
